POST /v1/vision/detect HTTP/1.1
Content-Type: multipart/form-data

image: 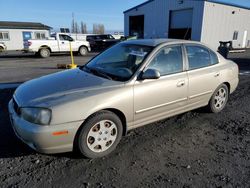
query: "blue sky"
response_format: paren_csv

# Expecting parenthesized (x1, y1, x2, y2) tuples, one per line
(0, 0, 145, 32)
(1, 0, 250, 32)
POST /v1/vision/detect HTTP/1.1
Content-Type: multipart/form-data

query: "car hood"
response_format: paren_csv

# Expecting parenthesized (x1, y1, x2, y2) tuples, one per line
(14, 68, 123, 107)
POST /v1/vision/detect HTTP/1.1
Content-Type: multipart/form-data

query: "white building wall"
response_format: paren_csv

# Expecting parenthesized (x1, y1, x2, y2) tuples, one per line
(0, 29, 50, 51)
(201, 1, 250, 50)
(124, 0, 205, 41)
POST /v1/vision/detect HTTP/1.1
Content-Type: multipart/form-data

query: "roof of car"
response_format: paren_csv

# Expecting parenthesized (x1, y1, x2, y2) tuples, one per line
(122, 39, 201, 47)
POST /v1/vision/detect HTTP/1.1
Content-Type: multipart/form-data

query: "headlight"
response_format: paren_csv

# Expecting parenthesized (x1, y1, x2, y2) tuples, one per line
(20, 107, 51, 125)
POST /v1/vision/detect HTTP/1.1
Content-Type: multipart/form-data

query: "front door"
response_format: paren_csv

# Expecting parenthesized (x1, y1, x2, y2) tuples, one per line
(58, 34, 71, 52)
(133, 45, 188, 127)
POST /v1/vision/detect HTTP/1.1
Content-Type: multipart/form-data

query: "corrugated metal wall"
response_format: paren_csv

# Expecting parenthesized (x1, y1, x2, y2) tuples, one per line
(124, 0, 205, 40)
(124, 0, 250, 50)
(201, 1, 250, 50)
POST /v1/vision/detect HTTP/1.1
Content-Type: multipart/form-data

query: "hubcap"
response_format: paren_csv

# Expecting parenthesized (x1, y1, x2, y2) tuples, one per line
(41, 49, 49, 57)
(214, 88, 227, 110)
(87, 120, 117, 153)
(80, 48, 87, 55)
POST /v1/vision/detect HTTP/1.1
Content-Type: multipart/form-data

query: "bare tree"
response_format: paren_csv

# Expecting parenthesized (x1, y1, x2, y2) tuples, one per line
(71, 19, 75, 33)
(99, 24, 105, 34)
(71, 13, 76, 33)
(75, 22, 79, 33)
(93, 23, 105, 34)
(81, 22, 87, 34)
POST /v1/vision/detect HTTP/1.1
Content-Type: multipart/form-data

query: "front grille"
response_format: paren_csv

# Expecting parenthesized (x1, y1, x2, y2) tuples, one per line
(13, 98, 21, 115)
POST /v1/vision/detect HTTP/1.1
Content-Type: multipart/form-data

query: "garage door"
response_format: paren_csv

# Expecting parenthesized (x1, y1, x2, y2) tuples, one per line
(169, 9, 193, 40)
(129, 15, 144, 39)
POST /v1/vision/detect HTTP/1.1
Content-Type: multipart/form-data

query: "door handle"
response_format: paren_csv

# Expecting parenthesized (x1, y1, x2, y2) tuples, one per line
(177, 80, 185, 87)
(214, 72, 220, 77)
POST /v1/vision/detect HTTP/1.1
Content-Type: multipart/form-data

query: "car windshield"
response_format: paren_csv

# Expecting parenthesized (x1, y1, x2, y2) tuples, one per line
(82, 43, 153, 81)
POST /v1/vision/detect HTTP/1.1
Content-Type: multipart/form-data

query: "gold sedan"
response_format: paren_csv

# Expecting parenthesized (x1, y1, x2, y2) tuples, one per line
(9, 39, 239, 158)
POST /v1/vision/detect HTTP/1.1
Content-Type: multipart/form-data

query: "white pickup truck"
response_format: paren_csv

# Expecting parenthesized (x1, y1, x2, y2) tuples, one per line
(24, 33, 91, 58)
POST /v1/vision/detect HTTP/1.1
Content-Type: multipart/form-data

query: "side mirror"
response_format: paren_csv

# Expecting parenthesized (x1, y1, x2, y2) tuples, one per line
(68, 38, 74, 42)
(141, 69, 161, 80)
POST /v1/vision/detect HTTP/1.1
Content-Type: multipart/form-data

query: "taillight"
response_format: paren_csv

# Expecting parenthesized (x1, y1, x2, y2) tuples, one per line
(24, 41, 32, 46)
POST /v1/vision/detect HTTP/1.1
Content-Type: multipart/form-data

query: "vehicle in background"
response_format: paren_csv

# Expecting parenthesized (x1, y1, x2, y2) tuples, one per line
(0, 21, 52, 52)
(112, 32, 124, 40)
(23, 33, 91, 58)
(86, 34, 121, 51)
(0, 42, 6, 53)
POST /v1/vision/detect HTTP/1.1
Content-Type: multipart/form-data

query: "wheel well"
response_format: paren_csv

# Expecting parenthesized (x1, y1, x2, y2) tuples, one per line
(104, 108, 127, 136)
(78, 45, 88, 52)
(223, 82, 231, 93)
(39, 46, 51, 52)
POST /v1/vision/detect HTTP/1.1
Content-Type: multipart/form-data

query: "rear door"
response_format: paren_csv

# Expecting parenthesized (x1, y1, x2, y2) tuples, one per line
(185, 44, 221, 106)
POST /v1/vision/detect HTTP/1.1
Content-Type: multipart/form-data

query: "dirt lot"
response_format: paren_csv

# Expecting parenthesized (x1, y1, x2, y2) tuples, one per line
(0, 52, 250, 187)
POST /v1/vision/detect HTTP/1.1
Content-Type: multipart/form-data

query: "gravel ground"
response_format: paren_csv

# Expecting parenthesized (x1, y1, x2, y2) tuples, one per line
(0, 52, 249, 187)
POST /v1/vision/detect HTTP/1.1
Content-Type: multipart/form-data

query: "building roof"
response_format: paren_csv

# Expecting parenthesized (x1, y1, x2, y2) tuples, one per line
(0, 21, 52, 30)
(124, 0, 250, 13)
(207, 0, 250, 10)
(124, 0, 154, 13)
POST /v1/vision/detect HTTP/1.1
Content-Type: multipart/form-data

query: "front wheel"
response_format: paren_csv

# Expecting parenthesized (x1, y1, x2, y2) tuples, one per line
(76, 111, 123, 158)
(79, 46, 88, 56)
(207, 84, 229, 113)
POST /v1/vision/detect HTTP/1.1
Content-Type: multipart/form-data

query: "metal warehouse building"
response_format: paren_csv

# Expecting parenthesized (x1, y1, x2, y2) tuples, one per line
(0, 21, 51, 51)
(124, 0, 250, 50)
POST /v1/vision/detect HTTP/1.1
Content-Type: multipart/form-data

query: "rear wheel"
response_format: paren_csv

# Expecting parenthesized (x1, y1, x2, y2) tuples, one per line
(76, 111, 123, 158)
(39, 48, 50, 58)
(207, 84, 229, 113)
(79, 46, 88, 56)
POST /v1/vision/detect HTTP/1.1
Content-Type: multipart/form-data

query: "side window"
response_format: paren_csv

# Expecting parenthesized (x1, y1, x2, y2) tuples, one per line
(147, 46, 183, 76)
(186, 45, 211, 70)
(87, 36, 93, 41)
(35, 32, 46, 40)
(59, 35, 72, 41)
(233, 31, 238, 40)
(0, 31, 10, 40)
(210, 51, 219, 65)
(59, 35, 65, 41)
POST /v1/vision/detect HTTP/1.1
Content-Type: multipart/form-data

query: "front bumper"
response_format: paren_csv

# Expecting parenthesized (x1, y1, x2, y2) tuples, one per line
(8, 99, 83, 154)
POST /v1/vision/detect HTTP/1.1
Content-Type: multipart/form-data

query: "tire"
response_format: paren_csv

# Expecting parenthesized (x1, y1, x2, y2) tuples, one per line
(76, 110, 123, 158)
(79, 46, 88, 56)
(207, 84, 229, 113)
(0, 47, 4, 53)
(39, 48, 50, 58)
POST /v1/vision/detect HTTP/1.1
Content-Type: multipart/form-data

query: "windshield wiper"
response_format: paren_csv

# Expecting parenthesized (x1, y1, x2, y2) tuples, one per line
(83, 66, 113, 80)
